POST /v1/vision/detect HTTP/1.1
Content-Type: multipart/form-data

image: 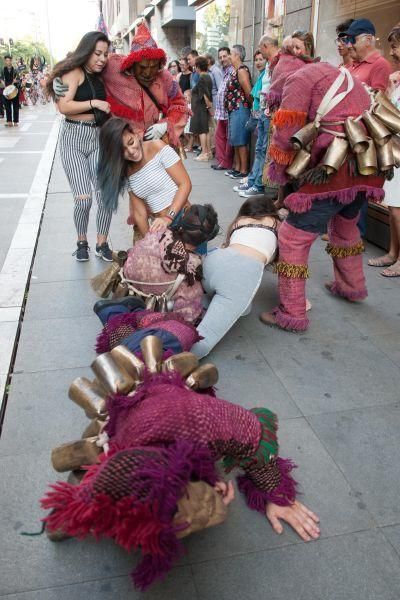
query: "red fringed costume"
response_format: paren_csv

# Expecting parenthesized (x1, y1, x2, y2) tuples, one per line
(101, 23, 189, 146)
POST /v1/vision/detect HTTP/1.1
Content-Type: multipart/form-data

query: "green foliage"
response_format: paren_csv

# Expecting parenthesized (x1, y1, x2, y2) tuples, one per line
(0, 37, 52, 71)
(197, 1, 231, 55)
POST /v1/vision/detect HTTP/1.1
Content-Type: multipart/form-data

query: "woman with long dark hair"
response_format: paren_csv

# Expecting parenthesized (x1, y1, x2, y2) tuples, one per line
(47, 31, 113, 262)
(98, 117, 192, 238)
(191, 196, 280, 357)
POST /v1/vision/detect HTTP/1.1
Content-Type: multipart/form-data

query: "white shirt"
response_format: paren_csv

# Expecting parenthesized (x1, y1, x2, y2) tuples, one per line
(127, 145, 180, 213)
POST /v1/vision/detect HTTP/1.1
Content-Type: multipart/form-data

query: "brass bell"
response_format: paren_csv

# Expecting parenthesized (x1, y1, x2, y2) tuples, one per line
(110, 345, 145, 381)
(186, 364, 219, 390)
(374, 91, 400, 118)
(373, 103, 400, 134)
(91, 353, 136, 395)
(362, 110, 392, 146)
(322, 137, 349, 174)
(391, 135, 400, 167)
(111, 250, 128, 267)
(68, 377, 107, 420)
(81, 418, 104, 439)
(290, 123, 318, 150)
(112, 282, 129, 299)
(51, 437, 101, 472)
(162, 352, 199, 378)
(285, 149, 311, 178)
(377, 140, 395, 171)
(158, 295, 168, 313)
(90, 262, 121, 298)
(356, 138, 378, 176)
(140, 335, 163, 373)
(344, 118, 369, 154)
(145, 295, 157, 310)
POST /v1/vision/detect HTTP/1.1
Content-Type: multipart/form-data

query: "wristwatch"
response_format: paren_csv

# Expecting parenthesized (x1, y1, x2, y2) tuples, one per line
(167, 209, 176, 220)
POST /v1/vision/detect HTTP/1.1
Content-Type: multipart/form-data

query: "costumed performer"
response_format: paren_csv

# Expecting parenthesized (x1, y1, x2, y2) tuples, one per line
(260, 60, 388, 332)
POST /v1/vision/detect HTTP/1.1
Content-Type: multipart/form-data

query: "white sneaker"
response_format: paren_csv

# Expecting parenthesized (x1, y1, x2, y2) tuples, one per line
(240, 176, 248, 185)
(239, 186, 264, 198)
(233, 183, 249, 193)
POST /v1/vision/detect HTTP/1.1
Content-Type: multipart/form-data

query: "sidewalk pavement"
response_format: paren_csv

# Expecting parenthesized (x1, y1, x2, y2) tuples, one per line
(1, 148, 400, 599)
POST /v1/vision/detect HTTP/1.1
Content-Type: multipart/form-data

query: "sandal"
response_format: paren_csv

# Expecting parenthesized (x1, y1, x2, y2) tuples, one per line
(381, 260, 400, 278)
(367, 254, 396, 267)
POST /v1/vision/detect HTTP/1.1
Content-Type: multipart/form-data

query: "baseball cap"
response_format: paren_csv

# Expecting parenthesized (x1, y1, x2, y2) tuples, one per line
(338, 18, 376, 42)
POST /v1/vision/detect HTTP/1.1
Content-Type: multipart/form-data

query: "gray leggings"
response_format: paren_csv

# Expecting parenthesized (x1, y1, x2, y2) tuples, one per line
(191, 247, 264, 358)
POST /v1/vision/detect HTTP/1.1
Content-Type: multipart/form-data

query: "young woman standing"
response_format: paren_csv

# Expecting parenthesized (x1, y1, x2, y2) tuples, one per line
(47, 31, 113, 262)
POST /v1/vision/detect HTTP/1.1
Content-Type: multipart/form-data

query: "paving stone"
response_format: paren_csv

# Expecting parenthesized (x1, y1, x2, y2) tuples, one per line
(186, 417, 374, 565)
(24, 280, 98, 321)
(308, 404, 400, 526)
(370, 333, 400, 368)
(256, 334, 400, 415)
(0, 367, 92, 458)
(192, 530, 400, 600)
(13, 316, 99, 373)
(0, 568, 198, 599)
(382, 524, 400, 555)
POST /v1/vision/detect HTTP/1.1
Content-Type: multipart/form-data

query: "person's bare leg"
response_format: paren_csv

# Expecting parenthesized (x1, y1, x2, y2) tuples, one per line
(368, 207, 398, 267)
(237, 145, 248, 174)
(233, 147, 240, 172)
(381, 207, 400, 276)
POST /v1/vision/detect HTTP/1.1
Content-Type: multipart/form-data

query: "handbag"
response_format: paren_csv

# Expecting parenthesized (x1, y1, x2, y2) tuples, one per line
(85, 72, 110, 128)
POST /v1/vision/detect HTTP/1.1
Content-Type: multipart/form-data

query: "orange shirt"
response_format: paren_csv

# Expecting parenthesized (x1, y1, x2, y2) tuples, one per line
(347, 50, 392, 91)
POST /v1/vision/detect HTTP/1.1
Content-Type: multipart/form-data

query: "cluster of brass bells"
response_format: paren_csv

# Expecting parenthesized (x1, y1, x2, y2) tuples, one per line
(286, 92, 400, 179)
(50, 335, 219, 474)
(90, 250, 128, 298)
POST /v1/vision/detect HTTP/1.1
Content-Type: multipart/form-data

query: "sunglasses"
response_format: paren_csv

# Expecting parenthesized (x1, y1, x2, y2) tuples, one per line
(338, 33, 370, 46)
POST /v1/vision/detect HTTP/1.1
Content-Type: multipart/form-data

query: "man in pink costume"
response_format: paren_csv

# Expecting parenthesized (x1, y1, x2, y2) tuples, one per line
(260, 61, 385, 332)
(55, 22, 189, 146)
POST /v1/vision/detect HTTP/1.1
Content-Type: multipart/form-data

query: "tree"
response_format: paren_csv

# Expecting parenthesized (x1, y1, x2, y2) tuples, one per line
(196, 1, 231, 55)
(0, 37, 53, 71)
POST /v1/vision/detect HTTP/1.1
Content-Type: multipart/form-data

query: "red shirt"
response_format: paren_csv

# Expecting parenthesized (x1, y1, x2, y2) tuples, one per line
(348, 50, 392, 91)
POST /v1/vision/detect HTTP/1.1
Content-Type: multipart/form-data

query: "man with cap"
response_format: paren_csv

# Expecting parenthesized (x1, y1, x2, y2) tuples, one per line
(54, 22, 189, 146)
(339, 18, 392, 92)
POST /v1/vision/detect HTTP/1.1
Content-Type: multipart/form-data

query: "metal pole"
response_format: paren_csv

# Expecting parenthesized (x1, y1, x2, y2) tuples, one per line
(44, 0, 54, 69)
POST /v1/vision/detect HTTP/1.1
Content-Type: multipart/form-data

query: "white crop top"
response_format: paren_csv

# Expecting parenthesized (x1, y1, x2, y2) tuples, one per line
(127, 145, 180, 214)
(229, 224, 278, 263)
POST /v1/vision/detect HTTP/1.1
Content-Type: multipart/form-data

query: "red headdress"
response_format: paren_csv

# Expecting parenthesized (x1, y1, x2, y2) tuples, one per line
(120, 21, 167, 72)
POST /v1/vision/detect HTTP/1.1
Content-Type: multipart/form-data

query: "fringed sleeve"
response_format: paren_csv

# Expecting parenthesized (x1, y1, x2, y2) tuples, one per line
(224, 408, 298, 513)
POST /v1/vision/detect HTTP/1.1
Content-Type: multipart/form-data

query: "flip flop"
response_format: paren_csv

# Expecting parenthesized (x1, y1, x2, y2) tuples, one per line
(381, 261, 400, 277)
(367, 255, 396, 267)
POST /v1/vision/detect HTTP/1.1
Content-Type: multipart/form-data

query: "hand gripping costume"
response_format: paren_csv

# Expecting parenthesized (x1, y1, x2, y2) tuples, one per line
(101, 23, 189, 146)
(265, 61, 400, 331)
(41, 307, 298, 591)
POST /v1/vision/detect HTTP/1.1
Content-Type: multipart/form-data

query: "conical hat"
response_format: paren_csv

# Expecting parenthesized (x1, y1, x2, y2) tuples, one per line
(121, 21, 166, 71)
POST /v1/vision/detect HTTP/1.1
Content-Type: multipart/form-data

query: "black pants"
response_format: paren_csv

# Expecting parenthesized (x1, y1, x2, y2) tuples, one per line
(286, 192, 366, 234)
(0, 94, 4, 117)
(4, 95, 19, 124)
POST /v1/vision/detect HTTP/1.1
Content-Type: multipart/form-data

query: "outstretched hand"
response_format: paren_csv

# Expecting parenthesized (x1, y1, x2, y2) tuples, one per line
(266, 500, 320, 541)
(214, 480, 235, 506)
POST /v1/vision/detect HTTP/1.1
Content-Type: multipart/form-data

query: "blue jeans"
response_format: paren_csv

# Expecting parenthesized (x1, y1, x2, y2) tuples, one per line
(247, 113, 270, 191)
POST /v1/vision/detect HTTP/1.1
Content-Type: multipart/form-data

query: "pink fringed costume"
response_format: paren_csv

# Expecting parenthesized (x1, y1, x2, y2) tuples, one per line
(101, 24, 189, 146)
(265, 61, 385, 331)
(41, 370, 297, 590)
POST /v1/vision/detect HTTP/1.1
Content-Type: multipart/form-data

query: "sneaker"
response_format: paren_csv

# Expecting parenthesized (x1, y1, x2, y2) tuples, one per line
(233, 183, 249, 193)
(72, 240, 89, 262)
(95, 241, 113, 262)
(240, 176, 248, 184)
(225, 169, 239, 177)
(230, 171, 248, 179)
(239, 186, 264, 198)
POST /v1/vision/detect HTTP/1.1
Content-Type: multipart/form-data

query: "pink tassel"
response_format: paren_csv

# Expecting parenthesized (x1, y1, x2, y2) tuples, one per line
(328, 282, 368, 301)
(274, 308, 309, 332)
(285, 185, 384, 214)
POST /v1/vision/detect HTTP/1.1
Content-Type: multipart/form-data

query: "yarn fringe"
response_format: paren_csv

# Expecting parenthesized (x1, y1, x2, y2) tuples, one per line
(325, 241, 365, 258)
(120, 48, 167, 73)
(298, 166, 330, 187)
(272, 109, 307, 129)
(106, 96, 144, 123)
(284, 185, 385, 214)
(268, 144, 296, 166)
(237, 457, 298, 513)
(274, 261, 310, 279)
(274, 307, 309, 332)
(327, 282, 368, 301)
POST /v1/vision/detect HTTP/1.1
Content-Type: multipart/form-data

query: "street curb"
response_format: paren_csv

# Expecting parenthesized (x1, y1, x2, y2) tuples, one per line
(0, 115, 61, 430)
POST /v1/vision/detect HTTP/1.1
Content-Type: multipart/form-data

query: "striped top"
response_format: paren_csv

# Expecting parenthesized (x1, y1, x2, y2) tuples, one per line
(127, 145, 180, 214)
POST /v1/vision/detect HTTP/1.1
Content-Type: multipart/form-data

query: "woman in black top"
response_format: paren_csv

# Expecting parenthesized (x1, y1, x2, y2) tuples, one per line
(178, 57, 191, 94)
(46, 32, 113, 262)
(190, 56, 213, 161)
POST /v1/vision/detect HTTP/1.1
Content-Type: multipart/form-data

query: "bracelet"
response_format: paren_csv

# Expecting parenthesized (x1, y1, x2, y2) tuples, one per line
(89, 100, 93, 108)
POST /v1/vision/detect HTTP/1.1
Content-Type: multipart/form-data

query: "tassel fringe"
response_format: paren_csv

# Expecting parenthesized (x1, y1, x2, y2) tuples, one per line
(325, 241, 365, 258)
(268, 144, 296, 166)
(272, 109, 307, 129)
(274, 261, 310, 279)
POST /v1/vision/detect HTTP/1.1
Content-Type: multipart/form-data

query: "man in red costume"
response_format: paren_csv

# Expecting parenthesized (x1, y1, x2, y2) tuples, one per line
(55, 22, 189, 146)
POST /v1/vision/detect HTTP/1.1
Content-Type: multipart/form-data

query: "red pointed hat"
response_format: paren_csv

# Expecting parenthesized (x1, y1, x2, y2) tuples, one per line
(121, 21, 167, 71)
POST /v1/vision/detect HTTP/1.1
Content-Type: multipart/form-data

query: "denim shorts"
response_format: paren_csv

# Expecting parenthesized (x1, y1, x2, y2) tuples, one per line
(228, 103, 251, 147)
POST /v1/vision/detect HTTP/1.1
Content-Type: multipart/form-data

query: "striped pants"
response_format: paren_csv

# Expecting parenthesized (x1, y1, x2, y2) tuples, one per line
(59, 120, 112, 237)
